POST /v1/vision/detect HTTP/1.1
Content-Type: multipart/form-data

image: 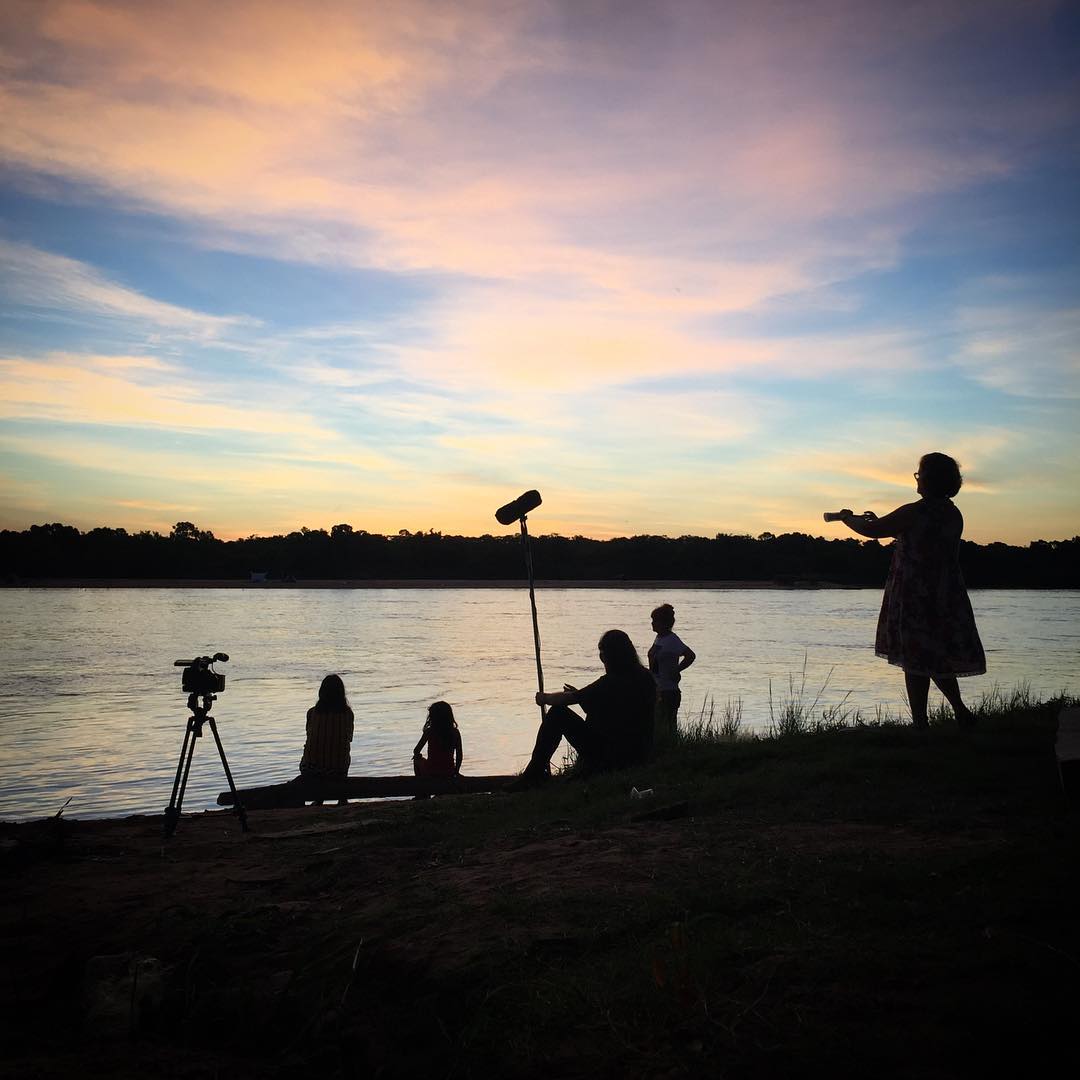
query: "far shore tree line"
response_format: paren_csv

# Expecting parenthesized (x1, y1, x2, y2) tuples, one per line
(2, 521, 1077, 588)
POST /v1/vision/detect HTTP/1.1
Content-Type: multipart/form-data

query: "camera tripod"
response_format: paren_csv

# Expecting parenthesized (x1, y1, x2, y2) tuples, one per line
(164, 691, 248, 838)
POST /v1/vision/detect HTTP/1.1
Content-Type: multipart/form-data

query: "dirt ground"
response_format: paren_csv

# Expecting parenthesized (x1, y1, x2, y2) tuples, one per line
(3, 758, 1078, 1078)
(3, 801, 715, 1077)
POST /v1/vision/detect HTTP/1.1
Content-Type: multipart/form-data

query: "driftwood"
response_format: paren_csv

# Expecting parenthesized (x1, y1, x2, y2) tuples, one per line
(217, 774, 514, 809)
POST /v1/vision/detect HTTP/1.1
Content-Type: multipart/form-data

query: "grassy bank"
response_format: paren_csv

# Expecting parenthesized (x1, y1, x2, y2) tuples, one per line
(2, 689, 1077, 1078)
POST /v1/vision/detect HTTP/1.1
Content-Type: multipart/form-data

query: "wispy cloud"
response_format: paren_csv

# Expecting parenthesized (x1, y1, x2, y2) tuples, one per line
(0, 352, 326, 436)
(112, 498, 200, 513)
(952, 296, 1080, 399)
(0, 239, 253, 335)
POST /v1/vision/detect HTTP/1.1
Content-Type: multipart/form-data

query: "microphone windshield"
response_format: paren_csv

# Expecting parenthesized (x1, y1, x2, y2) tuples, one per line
(495, 489, 542, 525)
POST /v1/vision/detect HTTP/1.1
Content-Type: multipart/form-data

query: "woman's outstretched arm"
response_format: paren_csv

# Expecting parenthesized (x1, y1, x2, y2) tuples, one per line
(840, 502, 919, 539)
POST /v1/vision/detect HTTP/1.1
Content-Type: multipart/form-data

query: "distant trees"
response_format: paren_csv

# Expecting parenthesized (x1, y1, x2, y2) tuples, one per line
(170, 521, 216, 542)
(1, 521, 1077, 587)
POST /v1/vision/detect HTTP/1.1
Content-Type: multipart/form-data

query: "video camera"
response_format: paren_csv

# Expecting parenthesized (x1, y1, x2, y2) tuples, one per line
(174, 653, 229, 695)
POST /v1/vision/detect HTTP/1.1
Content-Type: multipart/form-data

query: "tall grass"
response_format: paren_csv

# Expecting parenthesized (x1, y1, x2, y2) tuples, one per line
(680, 694, 744, 744)
(675, 665, 1075, 750)
(766, 654, 854, 737)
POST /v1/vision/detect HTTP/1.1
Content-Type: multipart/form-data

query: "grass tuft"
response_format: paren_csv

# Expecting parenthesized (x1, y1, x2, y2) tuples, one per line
(680, 694, 745, 744)
(766, 653, 853, 737)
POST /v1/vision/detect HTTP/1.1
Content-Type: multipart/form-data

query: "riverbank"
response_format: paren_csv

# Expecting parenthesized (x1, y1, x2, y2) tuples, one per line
(2, 696, 1076, 1078)
(3, 578, 798, 589)
(6, 578, 1075, 590)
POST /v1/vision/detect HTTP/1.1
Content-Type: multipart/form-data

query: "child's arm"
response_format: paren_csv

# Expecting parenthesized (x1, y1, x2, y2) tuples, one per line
(453, 729, 463, 774)
(413, 730, 429, 757)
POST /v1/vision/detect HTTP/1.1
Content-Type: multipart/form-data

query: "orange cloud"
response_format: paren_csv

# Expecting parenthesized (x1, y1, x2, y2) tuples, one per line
(0, 353, 324, 437)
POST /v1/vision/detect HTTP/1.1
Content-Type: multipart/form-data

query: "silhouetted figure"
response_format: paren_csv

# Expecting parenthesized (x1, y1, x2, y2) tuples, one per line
(509, 629, 655, 789)
(837, 452, 985, 728)
(298, 673, 355, 803)
(413, 700, 463, 777)
(647, 603, 696, 747)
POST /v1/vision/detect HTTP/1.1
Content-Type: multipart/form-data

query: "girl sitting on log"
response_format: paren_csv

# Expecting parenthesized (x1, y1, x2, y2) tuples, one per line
(413, 700, 464, 778)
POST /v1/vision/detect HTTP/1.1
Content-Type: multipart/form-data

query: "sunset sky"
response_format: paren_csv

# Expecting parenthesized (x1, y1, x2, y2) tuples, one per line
(1, 0, 1078, 544)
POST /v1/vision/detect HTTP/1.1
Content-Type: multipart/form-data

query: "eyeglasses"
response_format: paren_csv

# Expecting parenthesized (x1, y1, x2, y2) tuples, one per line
(913, 472, 921, 479)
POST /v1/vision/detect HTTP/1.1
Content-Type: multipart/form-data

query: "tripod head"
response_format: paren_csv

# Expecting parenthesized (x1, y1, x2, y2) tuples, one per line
(185, 692, 215, 729)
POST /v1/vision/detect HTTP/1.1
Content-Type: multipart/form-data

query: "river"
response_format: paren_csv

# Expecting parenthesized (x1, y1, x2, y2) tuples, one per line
(0, 586, 1076, 820)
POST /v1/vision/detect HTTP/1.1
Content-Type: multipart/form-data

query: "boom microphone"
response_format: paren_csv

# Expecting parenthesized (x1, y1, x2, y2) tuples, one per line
(495, 489, 542, 525)
(494, 488, 546, 715)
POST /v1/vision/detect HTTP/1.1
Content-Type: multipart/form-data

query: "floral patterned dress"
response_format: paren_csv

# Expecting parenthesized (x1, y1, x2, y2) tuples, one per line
(875, 498, 986, 678)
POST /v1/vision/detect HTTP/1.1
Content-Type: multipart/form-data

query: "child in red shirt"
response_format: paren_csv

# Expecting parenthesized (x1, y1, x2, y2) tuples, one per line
(412, 700, 463, 777)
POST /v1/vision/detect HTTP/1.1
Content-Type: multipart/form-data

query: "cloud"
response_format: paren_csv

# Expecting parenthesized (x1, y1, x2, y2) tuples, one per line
(112, 498, 200, 513)
(0, 351, 328, 437)
(952, 299, 1080, 399)
(1, 1, 1059, 299)
(0, 469, 49, 516)
(0, 239, 253, 335)
(771, 423, 1018, 478)
(3, 1, 1068, 399)
(0, 420, 414, 534)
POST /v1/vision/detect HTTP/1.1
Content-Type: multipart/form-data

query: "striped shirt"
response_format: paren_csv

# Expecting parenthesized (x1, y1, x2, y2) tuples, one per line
(299, 708, 354, 777)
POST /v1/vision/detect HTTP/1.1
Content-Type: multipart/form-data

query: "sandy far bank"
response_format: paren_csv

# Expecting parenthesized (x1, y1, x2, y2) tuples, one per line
(1, 578, 852, 590)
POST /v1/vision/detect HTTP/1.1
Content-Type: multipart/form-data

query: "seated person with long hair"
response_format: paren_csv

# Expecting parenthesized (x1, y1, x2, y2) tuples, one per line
(413, 700, 463, 777)
(509, 628, 655, 789)
(298, 674, 354, 804)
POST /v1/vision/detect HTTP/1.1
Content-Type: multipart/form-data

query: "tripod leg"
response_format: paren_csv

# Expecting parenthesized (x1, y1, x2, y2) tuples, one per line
(175, 724, 199, 813)
(207, 717, 249, 833)
(167, 720, 193, 812)
(164, 716, 198, 838)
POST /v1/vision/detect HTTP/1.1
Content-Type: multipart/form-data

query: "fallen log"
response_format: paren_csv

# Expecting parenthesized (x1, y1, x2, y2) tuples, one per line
(217, 774, 515, 809)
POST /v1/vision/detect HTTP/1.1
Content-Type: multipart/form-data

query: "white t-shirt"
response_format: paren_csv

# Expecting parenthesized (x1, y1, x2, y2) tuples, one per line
(648, 632, 687, 692)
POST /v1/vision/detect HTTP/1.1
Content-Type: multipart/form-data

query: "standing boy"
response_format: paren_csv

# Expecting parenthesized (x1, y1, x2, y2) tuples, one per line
(647, 603, 696, 747)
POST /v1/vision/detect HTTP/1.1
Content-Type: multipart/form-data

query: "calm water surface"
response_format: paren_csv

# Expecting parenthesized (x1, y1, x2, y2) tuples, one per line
(0, 587, 1076, 820)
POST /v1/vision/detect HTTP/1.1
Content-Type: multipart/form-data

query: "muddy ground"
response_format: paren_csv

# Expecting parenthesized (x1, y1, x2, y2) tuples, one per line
(3, 719, 1078, 1078)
